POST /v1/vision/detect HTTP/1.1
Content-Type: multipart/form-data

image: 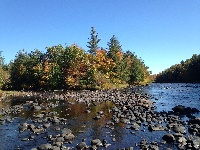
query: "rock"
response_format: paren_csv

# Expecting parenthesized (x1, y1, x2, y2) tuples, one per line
(172, 105, 199, 115)
(172, 105, 186, 113)
(64, 133, 75, 142)
(43, 123, 50, 129)
(130, 123, 140, 131)
(76, 142, 88, 150)
(38, 143, 52, 150)
(162, 134, 175, 143)
(148, 124, 165, 131)
(188, 118, 200, 125)
(149, 144, 159, 150)
(18, 123, 28, 132)
(176, 136, 187, 144)
(33, 105, 42, 111)
(173, 125, 186, 134)
(91, 139, 102, 147)
(62, 128, 72, 136)
(186, 136, 200, 149)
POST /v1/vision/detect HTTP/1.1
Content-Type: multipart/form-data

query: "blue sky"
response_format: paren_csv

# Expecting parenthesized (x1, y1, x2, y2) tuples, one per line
(0, 0, 200, 74)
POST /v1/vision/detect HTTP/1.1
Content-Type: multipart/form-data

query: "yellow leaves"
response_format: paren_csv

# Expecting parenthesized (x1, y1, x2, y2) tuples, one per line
(93, 49, 116, 73)
(19, 64, 26, 75)
(33, 64, 43, 72)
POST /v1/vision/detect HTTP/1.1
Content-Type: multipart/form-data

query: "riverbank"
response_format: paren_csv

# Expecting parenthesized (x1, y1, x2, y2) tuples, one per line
(0, 84, 200, 149)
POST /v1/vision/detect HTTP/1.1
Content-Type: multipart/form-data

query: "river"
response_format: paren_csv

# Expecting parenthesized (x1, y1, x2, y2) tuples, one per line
(0, 83, 200, 150)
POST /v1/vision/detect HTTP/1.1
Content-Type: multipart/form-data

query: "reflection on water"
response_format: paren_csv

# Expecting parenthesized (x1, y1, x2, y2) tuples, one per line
(0, 83, 200, 149)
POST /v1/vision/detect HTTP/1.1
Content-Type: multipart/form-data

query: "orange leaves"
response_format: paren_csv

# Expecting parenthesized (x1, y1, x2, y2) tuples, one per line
(116, 51, 123, 61)
(94, 49, 116, 73)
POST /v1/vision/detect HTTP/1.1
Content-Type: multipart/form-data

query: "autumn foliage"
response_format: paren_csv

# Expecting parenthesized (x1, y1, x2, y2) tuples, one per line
(1, 27, 151, 90)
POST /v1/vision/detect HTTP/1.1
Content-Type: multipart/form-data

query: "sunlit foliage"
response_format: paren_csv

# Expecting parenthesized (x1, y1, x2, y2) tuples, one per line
(2, 27, 151, 90)
(0, 51, 10, 89)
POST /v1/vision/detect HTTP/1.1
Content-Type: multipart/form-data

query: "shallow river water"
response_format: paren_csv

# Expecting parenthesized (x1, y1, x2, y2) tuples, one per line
(0, 83, 200, 150)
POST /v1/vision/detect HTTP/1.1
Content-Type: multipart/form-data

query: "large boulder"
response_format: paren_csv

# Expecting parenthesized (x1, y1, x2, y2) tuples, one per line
(172, 105, 186, 114)
(172, 105, 199, 115)
(162, 134, 175, 143)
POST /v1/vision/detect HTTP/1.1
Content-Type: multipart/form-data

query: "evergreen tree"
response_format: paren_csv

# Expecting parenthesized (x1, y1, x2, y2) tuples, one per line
(87, 27, 101, 55)
(107, 35, 122, 61)
(107, 35, 124, 83)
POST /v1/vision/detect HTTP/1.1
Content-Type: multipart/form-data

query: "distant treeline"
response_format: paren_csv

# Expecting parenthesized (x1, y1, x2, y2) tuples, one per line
(0, 27, 151, 90)
(155, 54, 200, 83)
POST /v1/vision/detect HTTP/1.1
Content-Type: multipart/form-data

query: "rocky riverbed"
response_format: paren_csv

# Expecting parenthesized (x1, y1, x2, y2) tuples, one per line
(0, 84, 200, 150)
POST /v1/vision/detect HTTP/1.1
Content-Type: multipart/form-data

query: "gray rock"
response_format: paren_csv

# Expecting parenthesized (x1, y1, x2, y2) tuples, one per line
(33, 105, 42, 111)
(38, 143, 52, 150)
(91, 139, 102, 147)
(130, 123, 140, 131)
(62, 128, 72, 136)
(64, 133, 75, 142)
(173, 125, 186, 134)
(76, 142, 87, 150)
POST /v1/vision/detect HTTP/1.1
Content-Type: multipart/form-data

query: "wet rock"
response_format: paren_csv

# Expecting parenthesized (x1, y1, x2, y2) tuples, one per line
(172, 105, 199, 115)
(173, 124, 186, 134)
(148, 124, 165, 131)
(188, 117, 200, 125)
(76, 141, 88, 150)
(62, 128, 72, 136)
(149, 144, 159, 150)
(52, 116, 60, 124)
(120, 118, 130, 124)
(29, 135, 35, 140)
(38, 143, 52, 150)
(91, 139, 102, 147)
(130, 122, 140, 131)
(0, 118, 5, 125)
(188, 124, 200, 135)
(43, 123, 50, 129)
(18, 123, 28, 132)
(186, 136, 200, 149)
(139, 139, 148, 149)
(33, 105, 42, 111)
(64, 133, 75, 142)
(172, 105, 186, 113)
(162, 134, 175, 143)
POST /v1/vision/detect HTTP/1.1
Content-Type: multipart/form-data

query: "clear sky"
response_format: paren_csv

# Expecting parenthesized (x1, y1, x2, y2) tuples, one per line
(0, 0, 200, 74)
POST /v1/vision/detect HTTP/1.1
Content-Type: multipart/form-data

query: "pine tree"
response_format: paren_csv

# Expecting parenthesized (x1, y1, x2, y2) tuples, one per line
(107, 35, 122, 61)
(87, 27, 101, 55)
(107, 35, 124, 83)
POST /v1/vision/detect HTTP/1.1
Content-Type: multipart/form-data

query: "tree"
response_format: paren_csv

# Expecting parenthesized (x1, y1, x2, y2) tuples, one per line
(0, 51, 10, 89)
(9, 49, 43, 90)
(155, 54, 200, 83)
(87, 27, 101, 55)
(107, 35, 122, 61)
(107, 35, 124, 83)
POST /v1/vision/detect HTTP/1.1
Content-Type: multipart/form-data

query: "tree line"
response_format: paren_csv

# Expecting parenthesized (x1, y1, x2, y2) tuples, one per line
(0, 27, 151, 90)
(155, 54, 200, 83)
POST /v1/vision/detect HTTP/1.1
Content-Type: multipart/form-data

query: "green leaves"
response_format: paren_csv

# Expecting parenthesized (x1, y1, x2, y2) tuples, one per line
(156, 54, 200, 83)
(87, 27, 101, 55)
(2, 27, 151, 90)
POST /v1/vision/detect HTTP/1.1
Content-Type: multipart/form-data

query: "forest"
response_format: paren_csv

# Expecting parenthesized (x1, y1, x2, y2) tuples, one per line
(155, 54, 200, 83)
(0, 27, 151, 91)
